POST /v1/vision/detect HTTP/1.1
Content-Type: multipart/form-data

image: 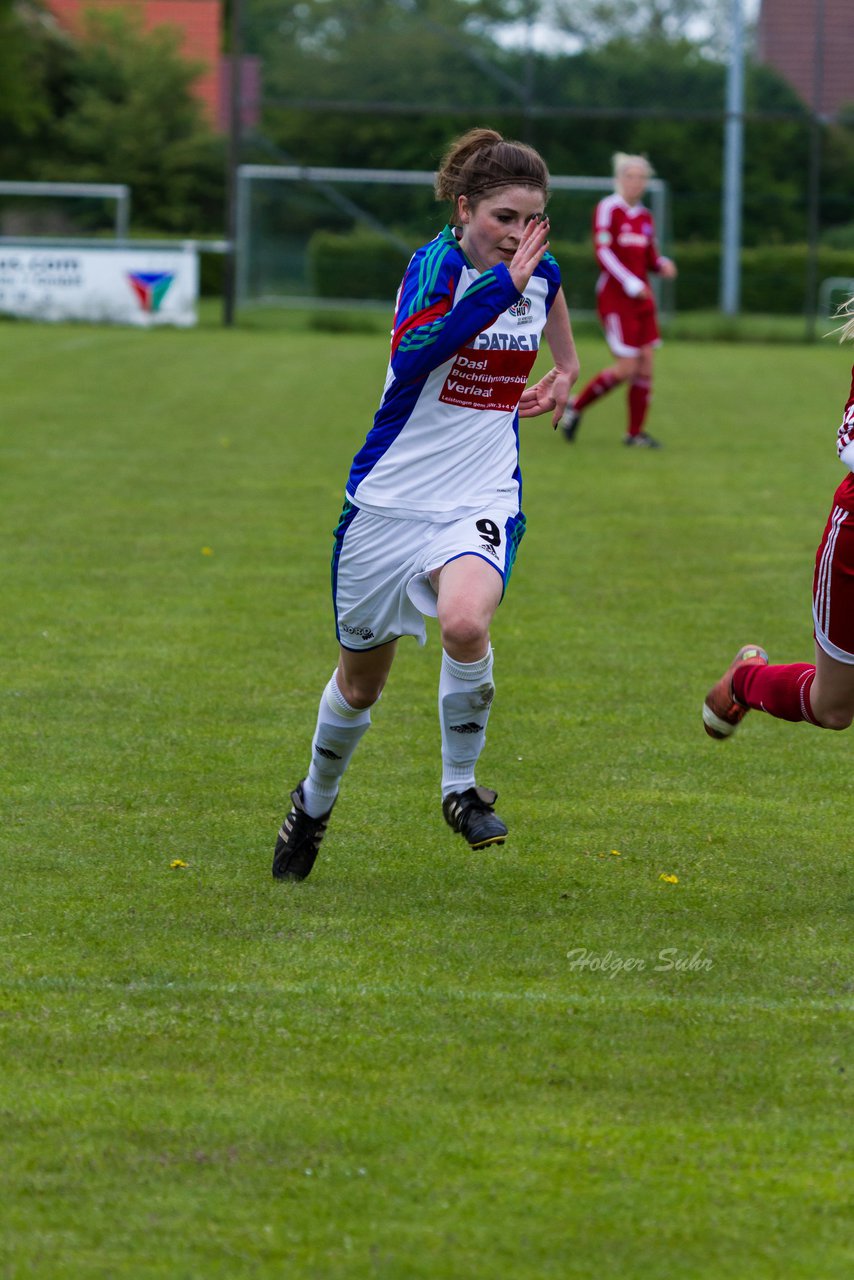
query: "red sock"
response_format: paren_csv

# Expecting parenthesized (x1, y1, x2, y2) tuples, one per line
(627, 376, 652, 436)
(734, 663, 817, 724)
(574, 369, 620, 412)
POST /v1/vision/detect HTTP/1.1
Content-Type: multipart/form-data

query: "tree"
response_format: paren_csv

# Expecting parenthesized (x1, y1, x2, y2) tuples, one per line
(0, 5, 225, 233)
(248, 0, 529, 112)
(0, 1, 62, 148)
(36, 8, 225, 230)
(526, 0, 748, 59)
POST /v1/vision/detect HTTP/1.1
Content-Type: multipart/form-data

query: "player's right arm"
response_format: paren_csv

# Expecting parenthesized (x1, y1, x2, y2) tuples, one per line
(836, 367, 854, 469)
(389, 239, 521, 383)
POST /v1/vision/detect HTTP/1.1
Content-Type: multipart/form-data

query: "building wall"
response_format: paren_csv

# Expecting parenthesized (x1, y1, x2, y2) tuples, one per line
(757, 0, 854, 117)
(47, 0, 223, 127)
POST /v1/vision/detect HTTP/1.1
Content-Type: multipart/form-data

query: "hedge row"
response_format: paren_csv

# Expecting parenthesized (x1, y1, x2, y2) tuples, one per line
(309, 231, 413, 303)
(308, 230, 854, 314)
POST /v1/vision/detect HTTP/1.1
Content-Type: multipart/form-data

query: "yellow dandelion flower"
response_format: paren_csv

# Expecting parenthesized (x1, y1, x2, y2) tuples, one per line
(201, 546, 214, 557)
(610, 849, 622, 857)
(659, 872, 679, 884)
(170, 858, 188, 869)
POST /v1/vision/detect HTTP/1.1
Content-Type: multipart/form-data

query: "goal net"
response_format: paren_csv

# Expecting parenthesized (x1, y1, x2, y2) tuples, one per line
(235, 165, 671, 317)
(0, 181, 131, 240)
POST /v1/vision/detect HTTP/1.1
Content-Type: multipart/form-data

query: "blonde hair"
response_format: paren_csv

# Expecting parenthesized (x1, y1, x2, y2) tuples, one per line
(435, 127, 549, 207)
(838, 295, 854, 343)
(612, 152, 654, 180)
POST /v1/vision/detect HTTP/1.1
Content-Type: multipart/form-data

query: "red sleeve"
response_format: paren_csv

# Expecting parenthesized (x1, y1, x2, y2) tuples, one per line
(592, 199, 616, 275)
(646, 211, 663, 273)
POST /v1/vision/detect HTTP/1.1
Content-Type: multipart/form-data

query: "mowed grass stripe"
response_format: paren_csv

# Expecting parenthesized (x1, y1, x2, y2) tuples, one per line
(1, 974, 850, 1014)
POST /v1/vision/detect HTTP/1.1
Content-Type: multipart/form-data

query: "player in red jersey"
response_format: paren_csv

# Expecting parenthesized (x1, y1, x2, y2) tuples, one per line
(560, 153, 677, 448)
(703, 298, 854, 739)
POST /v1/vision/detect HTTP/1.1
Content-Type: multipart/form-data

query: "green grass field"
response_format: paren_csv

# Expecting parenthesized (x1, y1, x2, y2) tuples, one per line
(1, 313, 851, 1279)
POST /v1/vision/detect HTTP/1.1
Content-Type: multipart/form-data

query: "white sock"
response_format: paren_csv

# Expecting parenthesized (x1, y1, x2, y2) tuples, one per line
(438, 647, 494, 798)
(302, 672, 371, 817)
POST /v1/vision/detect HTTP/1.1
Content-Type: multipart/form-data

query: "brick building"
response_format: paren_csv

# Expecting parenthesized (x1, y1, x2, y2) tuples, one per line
(757, 0, 854, 117)
(47, 0, 224, 127)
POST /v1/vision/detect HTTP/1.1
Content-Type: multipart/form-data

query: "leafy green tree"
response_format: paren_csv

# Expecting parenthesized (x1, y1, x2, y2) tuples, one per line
(252, 9, 815, 246)
(0, 1, 68, 158)
(33, 8, 225, 231)
(545, 0, 739, 51)
(524, 37, 812, 244)
(250, 0, 529, 113)
(1, 5, 224, 233)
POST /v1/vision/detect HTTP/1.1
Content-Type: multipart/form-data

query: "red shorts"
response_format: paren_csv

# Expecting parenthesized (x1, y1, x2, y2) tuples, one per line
(597, 284, 661, 357)
(813, 474, 854, 663)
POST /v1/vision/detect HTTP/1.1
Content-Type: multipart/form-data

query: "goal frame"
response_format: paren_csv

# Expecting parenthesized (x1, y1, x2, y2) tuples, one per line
(235, 164, 670, 312)
(0, 181, 131, 240)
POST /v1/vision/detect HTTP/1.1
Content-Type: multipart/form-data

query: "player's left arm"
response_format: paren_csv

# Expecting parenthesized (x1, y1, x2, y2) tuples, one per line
(648, 217, 677, 279)
(518, 285, 580, 427)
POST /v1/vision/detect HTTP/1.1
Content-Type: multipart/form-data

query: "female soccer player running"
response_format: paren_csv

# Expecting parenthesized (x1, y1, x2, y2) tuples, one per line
(272, 128, 580, 881)
(703, 298, 854, 738)
(560, 152, 677, 448)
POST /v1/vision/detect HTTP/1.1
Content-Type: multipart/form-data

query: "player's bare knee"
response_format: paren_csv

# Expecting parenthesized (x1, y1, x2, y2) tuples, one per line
(336, 672, 384, 709)
(613, 358, 638, 383)
(439, 613, 488, 656)
(817, 705, 854, 731)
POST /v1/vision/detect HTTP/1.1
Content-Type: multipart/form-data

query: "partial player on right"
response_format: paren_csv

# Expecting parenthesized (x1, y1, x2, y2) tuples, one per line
(703, 298, 854, 740)
(560, 152, 677, 449)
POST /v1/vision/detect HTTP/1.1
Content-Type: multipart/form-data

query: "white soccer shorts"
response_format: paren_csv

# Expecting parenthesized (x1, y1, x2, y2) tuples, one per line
(331, 500, 526, 650)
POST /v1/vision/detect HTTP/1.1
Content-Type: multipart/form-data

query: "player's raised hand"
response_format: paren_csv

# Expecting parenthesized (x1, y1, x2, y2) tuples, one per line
(509, 215, 550, 293)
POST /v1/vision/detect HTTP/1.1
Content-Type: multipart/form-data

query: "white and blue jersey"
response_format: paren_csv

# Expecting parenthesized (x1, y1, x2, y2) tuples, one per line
(345, 224, 561, 522)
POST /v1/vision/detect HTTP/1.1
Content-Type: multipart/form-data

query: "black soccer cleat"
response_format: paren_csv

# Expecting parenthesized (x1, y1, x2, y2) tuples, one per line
(560, 405, 582, 443)
(442, 786, 508, 850)
(272, 781, 336, 882)
(623, 431, 662, 449)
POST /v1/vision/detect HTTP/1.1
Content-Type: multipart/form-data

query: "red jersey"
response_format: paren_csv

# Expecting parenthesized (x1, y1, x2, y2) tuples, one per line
(836, 365, 854, 455)
(593, 194, 666, 299)
(834, 364, 854, 505)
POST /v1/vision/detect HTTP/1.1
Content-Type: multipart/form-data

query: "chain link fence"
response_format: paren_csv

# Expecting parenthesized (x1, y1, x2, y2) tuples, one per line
(223, 0, 854, 322)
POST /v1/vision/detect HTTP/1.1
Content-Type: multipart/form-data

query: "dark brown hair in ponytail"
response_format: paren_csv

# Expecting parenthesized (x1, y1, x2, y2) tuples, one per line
(435, 127, 549, 208)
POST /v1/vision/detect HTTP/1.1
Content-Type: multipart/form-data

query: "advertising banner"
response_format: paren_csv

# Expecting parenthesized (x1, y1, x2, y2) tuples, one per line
(0, 243, 198, 327)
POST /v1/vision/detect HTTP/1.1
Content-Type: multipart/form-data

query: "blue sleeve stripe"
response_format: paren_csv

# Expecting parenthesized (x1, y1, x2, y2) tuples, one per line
(403, 239, 450, 320)
(397, 269, 500, 352)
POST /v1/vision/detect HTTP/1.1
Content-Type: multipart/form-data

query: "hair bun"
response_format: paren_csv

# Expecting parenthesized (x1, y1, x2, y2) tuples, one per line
(435, 128, 548, 204)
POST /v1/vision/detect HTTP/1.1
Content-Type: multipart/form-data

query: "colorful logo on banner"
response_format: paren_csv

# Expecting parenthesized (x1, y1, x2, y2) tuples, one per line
(127, 271, 175, 314)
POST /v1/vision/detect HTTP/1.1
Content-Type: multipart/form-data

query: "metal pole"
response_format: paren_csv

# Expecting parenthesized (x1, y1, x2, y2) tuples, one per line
(223, 0, 243, 327)
(804, 0, 825, 342)
(523, 3, 535, 145)
(720, 0, 745, 315)
(116, 187, 130, 241)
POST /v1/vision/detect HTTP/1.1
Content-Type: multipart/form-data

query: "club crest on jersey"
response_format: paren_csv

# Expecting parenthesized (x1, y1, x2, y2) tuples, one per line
(508, 295, 532, 318)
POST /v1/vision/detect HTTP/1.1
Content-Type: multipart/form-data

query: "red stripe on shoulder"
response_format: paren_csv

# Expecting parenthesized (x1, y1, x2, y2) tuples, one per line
(391, 283, 454, 355)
